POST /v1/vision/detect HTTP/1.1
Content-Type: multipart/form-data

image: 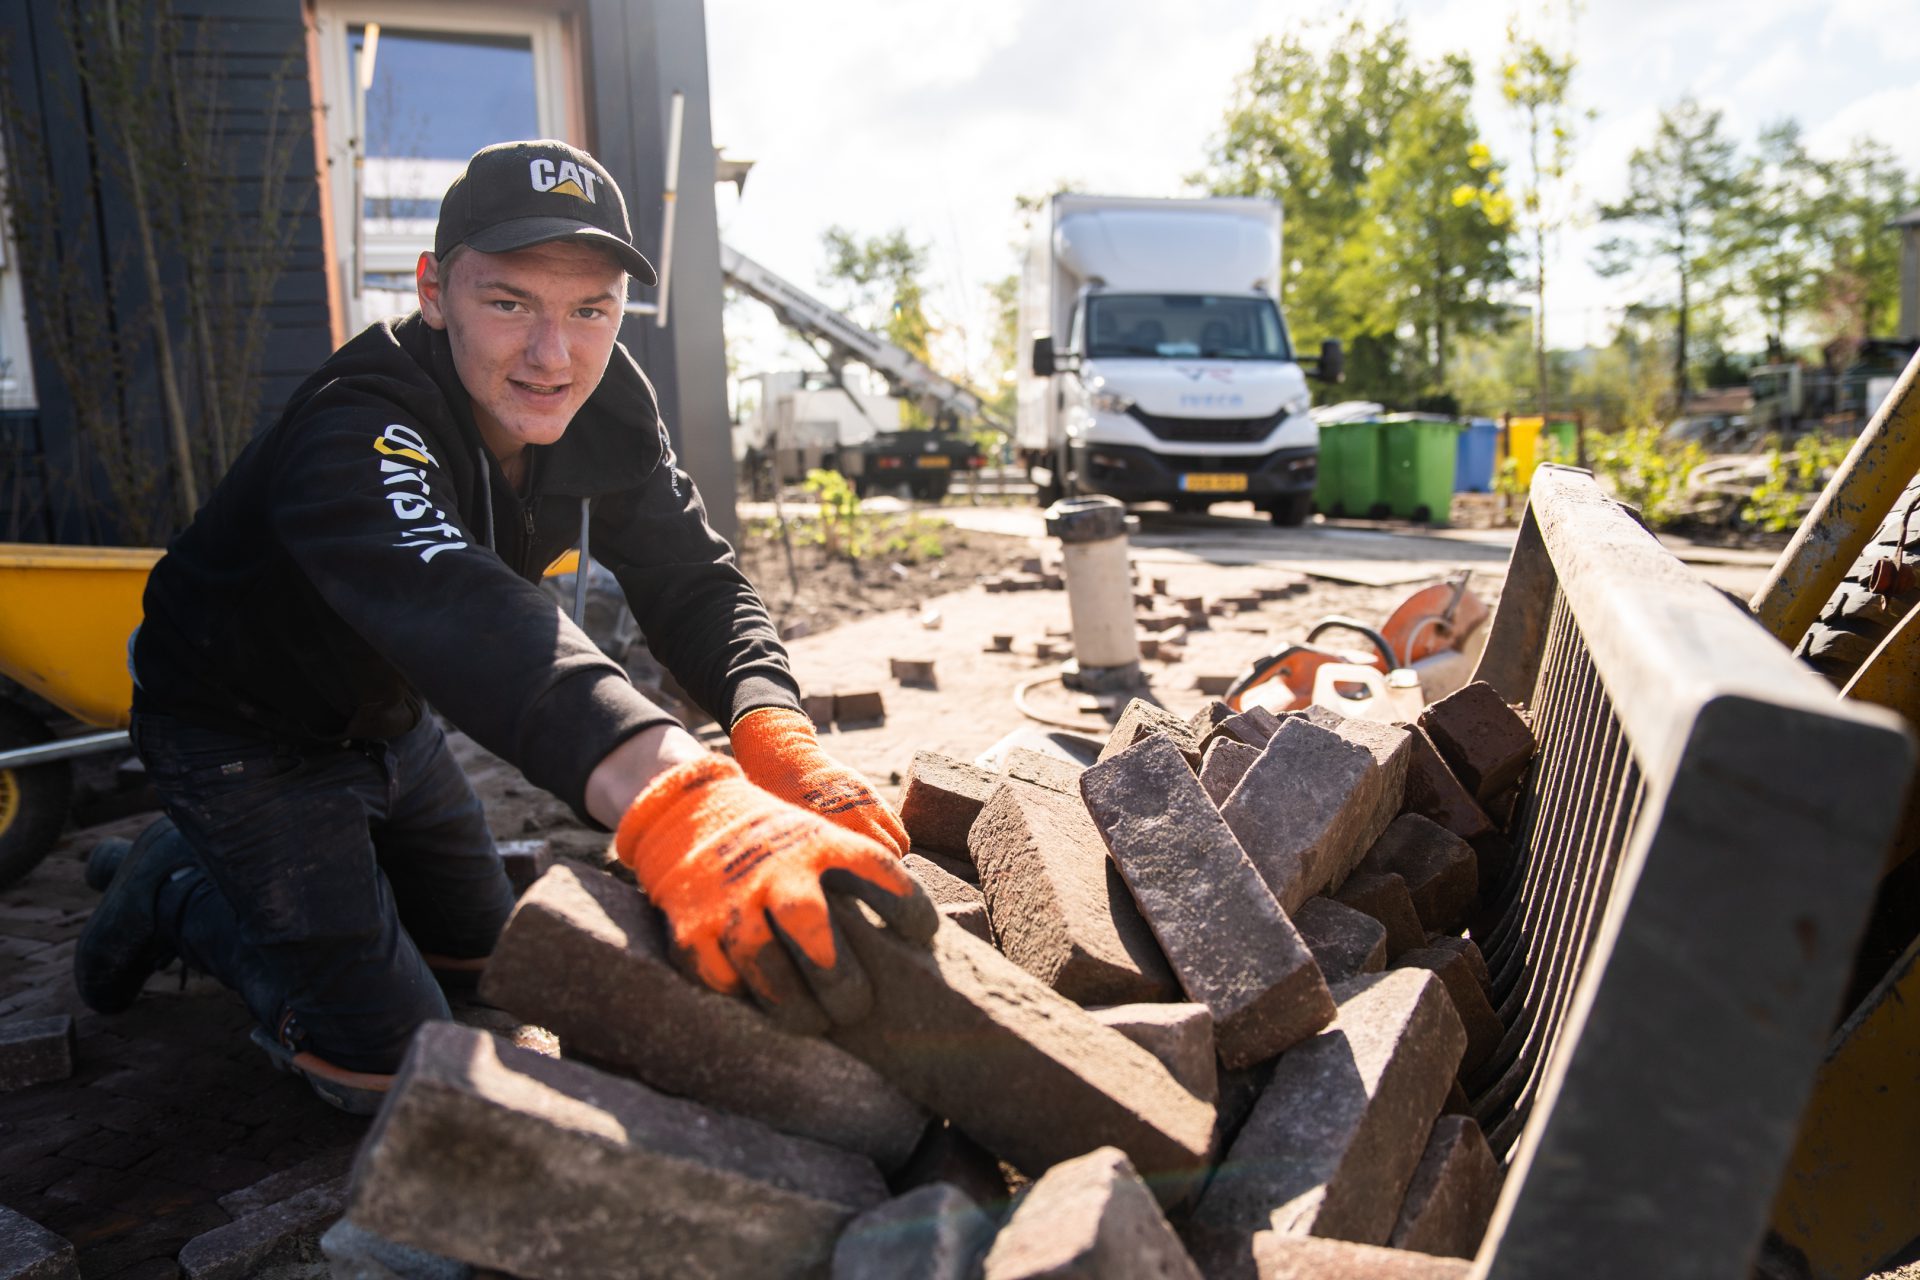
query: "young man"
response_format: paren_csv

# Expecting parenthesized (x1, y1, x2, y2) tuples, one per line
(75, 140, 933, 1111)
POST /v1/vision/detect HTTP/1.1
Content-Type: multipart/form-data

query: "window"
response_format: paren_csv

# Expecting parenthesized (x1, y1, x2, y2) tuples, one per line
(0, 134, 36, 411)
(1084, 294, 1291, 361)
(314, 3, 578, 332)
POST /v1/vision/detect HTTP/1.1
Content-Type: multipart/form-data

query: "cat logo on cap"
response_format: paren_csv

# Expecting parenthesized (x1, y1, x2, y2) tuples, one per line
(529, 156, 601, 203)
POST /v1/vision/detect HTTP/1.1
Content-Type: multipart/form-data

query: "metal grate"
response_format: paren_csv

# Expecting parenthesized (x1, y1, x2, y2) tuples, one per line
(1124, 405, 1284, 444)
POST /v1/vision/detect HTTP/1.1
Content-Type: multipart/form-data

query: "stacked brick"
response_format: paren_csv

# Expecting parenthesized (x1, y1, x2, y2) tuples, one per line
(333, 681, 1534, 1278)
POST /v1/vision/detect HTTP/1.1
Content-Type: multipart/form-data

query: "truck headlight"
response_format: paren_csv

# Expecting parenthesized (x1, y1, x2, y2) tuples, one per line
(1089, 390, 1134, 415)
(1284, 394, 1310, 418)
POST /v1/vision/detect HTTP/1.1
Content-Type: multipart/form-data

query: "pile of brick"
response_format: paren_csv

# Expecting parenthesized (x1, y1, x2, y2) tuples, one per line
(336, 680, 1535, 1280)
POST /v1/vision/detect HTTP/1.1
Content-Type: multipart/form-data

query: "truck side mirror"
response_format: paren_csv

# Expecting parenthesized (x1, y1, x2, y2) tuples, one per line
(1031, 335, 1057, 378)
(1314, 338, 1344, 385)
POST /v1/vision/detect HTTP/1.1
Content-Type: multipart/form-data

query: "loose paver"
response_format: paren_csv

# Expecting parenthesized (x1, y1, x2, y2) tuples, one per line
(1332, 873, 1426, 960)
(1090, 1004, 1218, 1104)
(1292, 898, 1388, 986)
(900, 752, 1002, 858)
(1200, 739, 1262, 808)
(1329, 719, 1412, 886)
(0, 1015, 73, 1092)
(831, 1183, 995, 1280)
(1424, 935, 1490, 987)
(1250, 1233, 1473, 1279)
(1186, 970, 1467, 1277)
(0, 1206, 77, 1280)
(177, 1175, 345, 1279)
(980, 1147, 1202, 1280)
(1399, 726, 1496, 843)
(1356, 815, 1479, 934)
(1004, 747, 1084, 795)
(1388, 1115, 1503, 1260)
(1222, 719, 1382, 914)
(479, 864, 927, 1170)
(1418, 683, 1535, 803)
(1205, 706, 1282, 755)
(969, 780, 1177, 1005)
(1392, 948, 1504, 1077)
(826, 909, 1216, 1199)
(1082, 736, 1334, 1068)
(348, 1022, 887, 1279)
(1098, 699, 1203, 770)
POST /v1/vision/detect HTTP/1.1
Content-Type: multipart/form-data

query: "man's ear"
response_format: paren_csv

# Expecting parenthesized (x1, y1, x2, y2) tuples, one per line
(418, 252, 447, 329)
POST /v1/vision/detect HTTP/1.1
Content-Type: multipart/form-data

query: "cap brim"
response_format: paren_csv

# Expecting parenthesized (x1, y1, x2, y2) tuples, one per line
(463, 216, 659, 287)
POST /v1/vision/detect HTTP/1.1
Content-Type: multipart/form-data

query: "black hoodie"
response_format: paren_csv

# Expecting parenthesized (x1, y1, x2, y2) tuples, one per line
(132, 313, 800, 819)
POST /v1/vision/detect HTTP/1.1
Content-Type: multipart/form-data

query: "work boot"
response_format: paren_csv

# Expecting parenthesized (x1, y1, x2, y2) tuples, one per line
(74, 817, 195, 1013)
(249, 1026, 395, 1116)
(84, 837, 133, 892)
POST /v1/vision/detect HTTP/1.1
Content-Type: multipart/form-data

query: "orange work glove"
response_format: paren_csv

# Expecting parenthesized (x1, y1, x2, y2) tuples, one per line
(615, 754, 937, 1034)
(729, 707, 910, 857)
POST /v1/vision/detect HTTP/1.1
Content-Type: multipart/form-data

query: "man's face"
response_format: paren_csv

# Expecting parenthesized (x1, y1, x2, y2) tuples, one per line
(418, 241, 626, 459)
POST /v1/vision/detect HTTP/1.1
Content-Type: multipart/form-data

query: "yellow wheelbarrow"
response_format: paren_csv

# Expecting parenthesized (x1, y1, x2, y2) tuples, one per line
(0, 543, 160, 888)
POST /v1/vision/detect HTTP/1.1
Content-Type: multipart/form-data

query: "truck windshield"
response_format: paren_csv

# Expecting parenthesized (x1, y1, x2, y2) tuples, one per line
(1084, 294, 1290, 360)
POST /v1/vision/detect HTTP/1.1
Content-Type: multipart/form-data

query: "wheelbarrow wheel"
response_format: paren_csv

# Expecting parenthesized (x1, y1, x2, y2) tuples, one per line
(0, 699, 74, 891)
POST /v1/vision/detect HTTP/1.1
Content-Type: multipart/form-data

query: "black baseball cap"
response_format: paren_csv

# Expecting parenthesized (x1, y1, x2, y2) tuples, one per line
(434, 140, 658, 286)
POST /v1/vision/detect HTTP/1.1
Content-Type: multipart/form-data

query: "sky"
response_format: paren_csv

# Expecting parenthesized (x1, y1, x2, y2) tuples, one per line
(703, 0, 1920, 388)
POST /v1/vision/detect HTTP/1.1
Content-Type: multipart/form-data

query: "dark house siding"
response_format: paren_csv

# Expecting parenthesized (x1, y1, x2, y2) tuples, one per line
(0, 0, 334, 546)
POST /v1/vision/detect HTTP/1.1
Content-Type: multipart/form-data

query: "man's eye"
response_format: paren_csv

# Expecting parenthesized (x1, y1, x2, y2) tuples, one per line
(490, 300, 523, 313)
(576, 307, 605, 320)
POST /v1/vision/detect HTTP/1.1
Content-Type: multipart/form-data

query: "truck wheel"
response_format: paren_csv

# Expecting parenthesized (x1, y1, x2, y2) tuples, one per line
(0, 700, 73, 891)
(1268, 494, 1313, 527)
(910, 474, 951, 502)
(1797, 470, 1920, 686)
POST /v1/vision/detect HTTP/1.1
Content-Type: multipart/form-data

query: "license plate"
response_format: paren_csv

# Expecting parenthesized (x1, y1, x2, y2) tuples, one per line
(916, 455, 952, 468)
(1181, 472, 1247, 493)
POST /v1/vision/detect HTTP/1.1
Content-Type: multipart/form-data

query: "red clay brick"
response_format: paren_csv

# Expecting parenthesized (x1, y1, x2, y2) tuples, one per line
(899, 752, 1002, 858)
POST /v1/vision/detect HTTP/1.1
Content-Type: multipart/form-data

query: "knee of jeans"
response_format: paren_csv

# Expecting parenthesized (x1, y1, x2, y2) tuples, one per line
(283, 975, 451, 1076)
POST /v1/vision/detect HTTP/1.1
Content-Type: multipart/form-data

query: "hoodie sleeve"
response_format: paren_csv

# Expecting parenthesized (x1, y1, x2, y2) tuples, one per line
(266, 398, 677, 821)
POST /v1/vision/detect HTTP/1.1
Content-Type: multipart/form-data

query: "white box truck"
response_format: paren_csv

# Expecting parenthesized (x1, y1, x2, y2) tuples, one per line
(1017, 194, 1341, 524)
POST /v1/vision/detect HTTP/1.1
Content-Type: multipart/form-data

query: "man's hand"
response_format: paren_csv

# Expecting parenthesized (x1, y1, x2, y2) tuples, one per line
(728, 707, 909, 857)
(614, 754, 937, 1034)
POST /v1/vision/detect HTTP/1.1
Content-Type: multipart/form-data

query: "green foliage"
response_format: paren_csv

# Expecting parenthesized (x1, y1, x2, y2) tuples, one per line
(796, 470, 949, 562)
(1199, 17, 1513, 404)
(820, 226, 938, 427)
(1586, 425, 1707, 528)
(803, 468, 862, 556)
(1740, 433, 1853, 532)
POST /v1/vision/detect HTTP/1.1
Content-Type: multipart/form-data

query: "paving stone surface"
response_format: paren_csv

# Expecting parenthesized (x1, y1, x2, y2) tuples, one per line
(1097, 699, 1203, 770)
(176, 1175, 344, 1279)
(1203, 707, 1282, 756)
(479, 864, 927, 1170)
(1387, 1114, 1502, 1260)
(1329, 719, 1412, 886)
(1292, 898, 1389, 987)
(1398, 726, 1496, 843)
(1391, 948, 1504, 1078)
(0, 1015, 74, 1092)
(1332, 873, 1427, 960)
(1221, 719, 1381, 914)
(1417, 683, 1535, 804)
(1082, 736, 1334, 1068)
(979, 1147, 1202, 1280)
(350, 1022, 886, 1279)
(969, 780, 1177, 1005)
(904, 854, 988, 914)
(0, 1205, 77, 1279)
(1423, 936, 1490, 988)
(1355, 816, 1479, 934)
(831, 1183, 995, 1280)
(900, 752, 1002, 858)
(1003, 748, 1084, 795)
(826, 909, 1216, 1199)
(1089, 1004, 1218, 1104)
(1200, 740, 1262, 808)
(1186, 970, 1467, 1278)
(1249, 1233, 1473, 1279)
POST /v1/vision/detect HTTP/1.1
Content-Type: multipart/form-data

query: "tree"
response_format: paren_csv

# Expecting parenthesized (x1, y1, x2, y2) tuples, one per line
(1728, 120, 1828, 356)
(1502, 8, 1584, 415)
(1202, 18, 1512, 404)
(1595, 97, 1744, 405)
(819, 226, 937, 427)
(1810, 139, 1915, 350)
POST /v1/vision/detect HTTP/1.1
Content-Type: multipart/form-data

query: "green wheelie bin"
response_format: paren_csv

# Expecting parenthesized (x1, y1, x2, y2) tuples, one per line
(1381, 415, 1460, 525)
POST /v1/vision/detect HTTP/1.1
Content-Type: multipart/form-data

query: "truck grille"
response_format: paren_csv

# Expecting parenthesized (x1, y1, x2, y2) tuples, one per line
(1125, 406, 1286, 444)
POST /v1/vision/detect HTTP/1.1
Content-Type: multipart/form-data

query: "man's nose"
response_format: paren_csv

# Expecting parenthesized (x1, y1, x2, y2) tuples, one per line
(526, 318, 568, 372)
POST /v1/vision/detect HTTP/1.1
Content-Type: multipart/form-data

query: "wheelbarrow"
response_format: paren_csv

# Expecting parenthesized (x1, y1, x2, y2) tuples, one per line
(0, 543, 160, 888)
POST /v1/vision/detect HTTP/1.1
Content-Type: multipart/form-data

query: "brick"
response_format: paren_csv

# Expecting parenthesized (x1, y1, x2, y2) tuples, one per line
(217, 1145, 356, 1219)
(1195, 673, 1238, 697)
(1082, 737, 1334, 1068)
(1186, 970, 1467, 1276)
(938, 902, 994, 944)
(832, 1183, 994, 1280)
(1355, 815, 1478, 933)
(1392, 948, 1504, 1078)
(494, 839, 553, 896)
(1249, 1234, 1472, 1279)
(905, 854, 987, 914)
(1293, 898, 1388, 986)
(980, 1147, 1201, 1280)
(178, 1175, 344, 1279)
(803, 691, 837, 728)
(1443, 1080, 1471, 1116)
(836, 689, 888, 725)
(1200, 739, 1262, 807)
(318, 1220, 470, 1280)
(0, 1206, 77, 1279)
(1205, 706, 1283, 755)
(969, 780, 1177, 1005)
(1417, 682, 1535, 803)
(900, 751, 1002, 858)
(1097, 699, 1203, 770)
(0, 1016, 73, 1092)
(826, 910, 1216, 1198)
(1187, 700, 1237, 740)
(1388, 1115, 1502, 1259)
(1090, 1004, 1218, 1104)
(891, 657, 937, 686)
(1329, 719, 1413, 886)
(1297, 704, 1347, 730)
(479, 864, 927, 1170)
(1004, 747, 1084, 795)
(349, 1022, 887, 1279)
(1424, 935, 1489, 988)
(1399, 725, 1496, 843)
(890, 1123, 1012, 1211)
(1333, 873, 1426, 960)
(1221, 719, 1381, 913)
(914, 847, 979, 885)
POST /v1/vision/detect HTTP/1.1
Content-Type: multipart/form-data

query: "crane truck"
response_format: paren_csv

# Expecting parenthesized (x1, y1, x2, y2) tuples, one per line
(1017, 194, 1342, 524)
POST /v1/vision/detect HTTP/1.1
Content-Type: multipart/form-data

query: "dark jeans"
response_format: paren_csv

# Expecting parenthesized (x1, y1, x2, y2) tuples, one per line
(131, 710, 515, 1074)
